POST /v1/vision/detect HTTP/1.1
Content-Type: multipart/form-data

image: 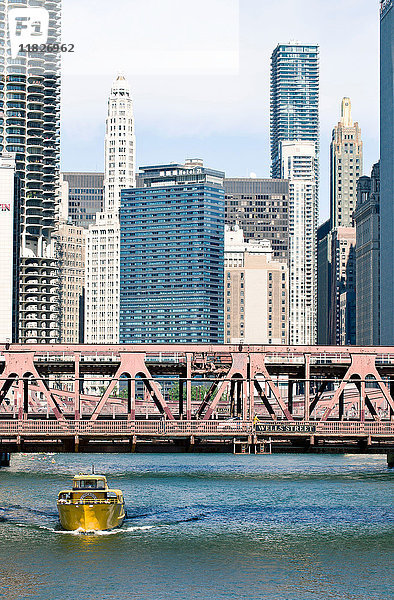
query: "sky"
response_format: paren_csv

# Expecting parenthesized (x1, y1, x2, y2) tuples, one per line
(60, 0, 380, 223)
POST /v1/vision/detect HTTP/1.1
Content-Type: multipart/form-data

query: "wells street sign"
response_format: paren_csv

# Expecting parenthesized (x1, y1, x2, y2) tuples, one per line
(255, 423, 316, 434)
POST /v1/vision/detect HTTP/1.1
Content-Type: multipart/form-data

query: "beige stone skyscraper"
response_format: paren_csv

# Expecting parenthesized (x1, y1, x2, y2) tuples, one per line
(224, 226, 288, 344)
(330, 98, 363, 228)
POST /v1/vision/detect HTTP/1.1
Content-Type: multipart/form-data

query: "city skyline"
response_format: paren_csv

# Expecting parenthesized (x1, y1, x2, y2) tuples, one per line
(61, 0, 380, 223)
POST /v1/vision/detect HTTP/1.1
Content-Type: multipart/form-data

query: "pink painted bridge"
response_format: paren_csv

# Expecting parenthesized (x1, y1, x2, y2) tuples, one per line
(0, 344, 394, 453)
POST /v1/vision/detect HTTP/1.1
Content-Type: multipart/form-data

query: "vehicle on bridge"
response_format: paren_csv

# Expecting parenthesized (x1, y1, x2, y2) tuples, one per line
(57, 474, 125, 532)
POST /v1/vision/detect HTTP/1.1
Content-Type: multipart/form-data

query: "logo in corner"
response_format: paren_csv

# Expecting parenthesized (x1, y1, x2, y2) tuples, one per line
(8, 7, 49, 59)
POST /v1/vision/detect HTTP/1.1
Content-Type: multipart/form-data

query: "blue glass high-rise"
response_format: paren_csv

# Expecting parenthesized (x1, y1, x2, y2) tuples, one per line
(120, 161, 225, 343)
(270, 43, 319, 178)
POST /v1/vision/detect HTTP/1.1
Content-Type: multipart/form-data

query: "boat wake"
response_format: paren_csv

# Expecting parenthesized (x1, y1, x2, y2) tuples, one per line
(36, 524, 156, 536)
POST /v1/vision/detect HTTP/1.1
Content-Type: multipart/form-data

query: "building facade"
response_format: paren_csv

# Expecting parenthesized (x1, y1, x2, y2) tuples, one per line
(85, 215, 119, 343)
(379, 0, 394, 344)
(224, 178, 289, 262)
(280, 141, 317, 344)
(85, 74, 135, 344)
(317, 219, 331, 345)
(61, 172, 104, 228)
(224, 226, 288, 344)
(270, 43, 319, 179)
(120, 160, 225, 344)
(354, 163, 380, 345)
(330, 98, 363, 229)
(53, 223, 85, 344)
(104, 74, 136, 212)
(0, 154, 19, 342)
(0, 0, 61, 343)
(329, 227, 356, 345)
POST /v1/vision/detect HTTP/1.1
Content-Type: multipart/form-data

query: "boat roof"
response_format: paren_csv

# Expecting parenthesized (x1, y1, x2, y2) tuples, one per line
(73, 474, 107, 480)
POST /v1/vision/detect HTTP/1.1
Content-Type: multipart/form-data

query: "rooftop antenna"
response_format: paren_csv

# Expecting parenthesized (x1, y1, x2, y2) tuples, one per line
(91, 465, 95, 475)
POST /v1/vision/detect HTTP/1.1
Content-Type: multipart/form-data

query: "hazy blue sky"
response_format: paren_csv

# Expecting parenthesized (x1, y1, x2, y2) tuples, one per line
(61, 0, 380, 222)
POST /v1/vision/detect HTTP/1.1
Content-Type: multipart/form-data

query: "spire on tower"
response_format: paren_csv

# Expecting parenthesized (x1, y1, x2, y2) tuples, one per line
(341, 97, 353, 127)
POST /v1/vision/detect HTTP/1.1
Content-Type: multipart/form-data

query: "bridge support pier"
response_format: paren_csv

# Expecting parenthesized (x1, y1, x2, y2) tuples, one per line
(0, 452, 10, 467)
(387, 452, 394, 468)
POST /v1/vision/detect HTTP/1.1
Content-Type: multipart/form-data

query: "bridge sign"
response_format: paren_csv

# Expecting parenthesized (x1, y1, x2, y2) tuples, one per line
(256, 423, 316, 434)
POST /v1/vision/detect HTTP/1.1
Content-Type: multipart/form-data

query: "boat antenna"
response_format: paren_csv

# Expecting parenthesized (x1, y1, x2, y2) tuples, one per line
(92, 464, 95, 474)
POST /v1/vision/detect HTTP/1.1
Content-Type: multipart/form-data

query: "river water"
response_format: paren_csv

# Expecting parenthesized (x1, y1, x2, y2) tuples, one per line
(0, 453, 392, 600)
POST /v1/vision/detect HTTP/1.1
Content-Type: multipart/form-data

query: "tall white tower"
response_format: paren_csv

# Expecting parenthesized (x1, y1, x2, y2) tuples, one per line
(85, 74, 135, 348)
(280, 141, 317, 345)
(104, 74, 136, 213)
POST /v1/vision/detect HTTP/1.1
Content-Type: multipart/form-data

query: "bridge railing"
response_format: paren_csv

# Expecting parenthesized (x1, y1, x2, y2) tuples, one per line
(0, 420, 393, 437)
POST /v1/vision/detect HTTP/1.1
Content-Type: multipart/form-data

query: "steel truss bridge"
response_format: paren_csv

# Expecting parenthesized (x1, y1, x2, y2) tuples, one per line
(0, 344, 394, 455)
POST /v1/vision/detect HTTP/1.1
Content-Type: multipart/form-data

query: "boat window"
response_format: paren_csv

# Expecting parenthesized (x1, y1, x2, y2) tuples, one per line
(73, 479, 97, 489)
(97, 480, 105, 490)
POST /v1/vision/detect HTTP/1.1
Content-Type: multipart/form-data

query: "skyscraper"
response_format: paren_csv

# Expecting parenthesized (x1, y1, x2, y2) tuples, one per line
(224, 178, 289, 262)
(270, 43, 319, 179)
(0, 153, 20, 342)
(61, 172, 104, 228)
(329, 227, 356, 345)
(280, 141, 317, 344)
(224, 226, 288, 344)
(85, 74, 135, 344)
(104, 74, 136, 212)
(119, 160, 225, 344)
(379, 0, 394, 344)
(0, 0, 61, 343)
(354, 163, 380, 345)
(330, 98, 363, 229)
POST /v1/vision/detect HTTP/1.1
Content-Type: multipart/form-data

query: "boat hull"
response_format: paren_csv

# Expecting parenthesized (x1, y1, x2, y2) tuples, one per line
(57, 502, 125, 532)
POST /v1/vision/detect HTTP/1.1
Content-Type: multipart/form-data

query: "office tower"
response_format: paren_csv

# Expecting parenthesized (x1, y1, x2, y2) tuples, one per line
(224, 178, 289, 262)
(270, 43, 319, 179)
(61, 172, 104, 228)
(224, 226, 288, 344)
(0, 154, 20, 342)
(119, 160, 225, 343)
(329, 227, 356, 345)
(330, 98, 363, 229)
(0, 0, 61, 343)
(104, 74, 136, 212)
(379, 0, 394, 344)
(280, 141, 317, 344)
(53, 223, 85, 344)
(85, 74, 135, 344)
(317, 220, 331, 345)
(354, 163, 380, 345)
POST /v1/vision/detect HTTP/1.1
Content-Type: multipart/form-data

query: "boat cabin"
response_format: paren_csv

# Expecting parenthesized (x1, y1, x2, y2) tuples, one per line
(72, 475, 108, 491)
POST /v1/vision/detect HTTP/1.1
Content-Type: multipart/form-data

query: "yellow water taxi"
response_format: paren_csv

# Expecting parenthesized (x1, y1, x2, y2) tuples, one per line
(57, 474, 125, 532)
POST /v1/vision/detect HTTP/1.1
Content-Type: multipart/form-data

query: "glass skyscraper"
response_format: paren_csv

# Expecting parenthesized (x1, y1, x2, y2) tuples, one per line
(120, 160, 225, 344)
(270, 43, 319, 178)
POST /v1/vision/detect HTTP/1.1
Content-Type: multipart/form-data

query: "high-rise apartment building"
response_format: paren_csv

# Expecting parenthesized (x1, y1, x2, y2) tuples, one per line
(119, 160, 225, 344)
(270, 43, 319, 179)
(53, 223, 85, 344)
(61, 172, 104, 228)
(280, 141, 317, 344)
(330, 98, 363, 229)
(0, 0, 61, 343)
(85, 215, 119, 343)
(329, 227, 356, 345)
(85, 74, 135, 344)
(224, 226, 288, 344)
(224, 178, 289, 262)
(379, 0, 394, 344)
(354, 163, 380, 345)
(0, 154, 20, 342)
